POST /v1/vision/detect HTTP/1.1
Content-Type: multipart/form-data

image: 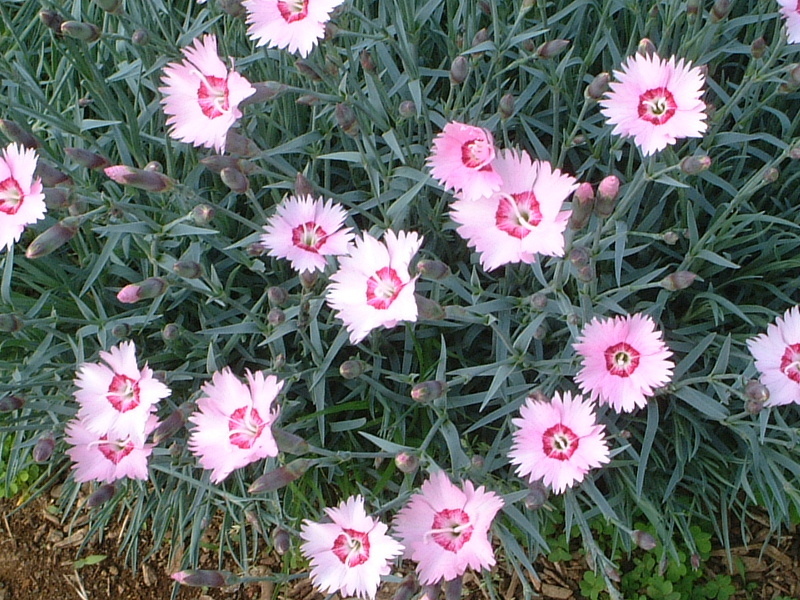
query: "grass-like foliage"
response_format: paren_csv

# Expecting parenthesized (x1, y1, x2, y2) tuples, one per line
(2, 0, 800, 598)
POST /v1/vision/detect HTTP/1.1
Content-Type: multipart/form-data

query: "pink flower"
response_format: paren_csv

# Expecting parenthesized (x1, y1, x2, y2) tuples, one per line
(427, 122, 502, 202)
(393, 471, 504, 585)
(299, 496, 404, 599)
(260, 195, 353, 273)
(746, 306, 800, 406)
(574, 313, 674, 413)
(244, 0, 345, 58)
(778, 0, 800, 43)
(449, 149, 576, 271)
(65, 415, 157, 483)
(159, 34, 256, 153)
(74, 341, 171, 445)
(509, 391, 610, 494)
(187, 368, 282, 483)
(0, 143, 46, 251)
(326, 230, 422, 344)
(599, 53, 707, 156)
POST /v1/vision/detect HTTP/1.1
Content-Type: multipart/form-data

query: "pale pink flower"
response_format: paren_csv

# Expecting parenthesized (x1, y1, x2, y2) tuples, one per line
(260, 195, 353, 273)
(600, 53, 707, 156)
(574, 313, 674, 413)
(244, 0, 345, 58)
(159, 34, 256, 153)
(299, 496, 404, 599)
(188, 368, 282, 483)
(65, 415, 157, 483)
(747, 306, 800, 406)
(393, 471, 504, 585)
(74, 341, 171, 445)
(326, 230, 422, 344)
(778, 0, 800, 43)
(450, 148, 576, 271)
(509, 391, 610, 494)
(427, 122, 502, 202)
(0, 143, 46, 251)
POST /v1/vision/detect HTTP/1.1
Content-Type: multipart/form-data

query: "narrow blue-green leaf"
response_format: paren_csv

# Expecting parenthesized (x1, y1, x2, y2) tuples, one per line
(636, 402, 659, 497)
(673, 385, 729, 420)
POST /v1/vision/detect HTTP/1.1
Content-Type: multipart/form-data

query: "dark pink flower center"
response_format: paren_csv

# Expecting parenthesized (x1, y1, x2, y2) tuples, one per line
(107, 374, 141, 412)
(197, 75, 230, 119)
(796, 0, 800, 13)
(331, 528, 371, 566)
(604, 342, 641, 377)
(277, 0, 309, 22)
(228, 406, 266, 449)
(460, 136, 494, 170)
(495, 192, 542, 239)
(291, 221, 328, 252)
(637, 87, 677, 125)
(366, 266, 404, 310)
(0, 177, 24, 215)
(429, 508, 474, 552)
(780, 343, 800, 383)
(542, 423, 579, 461)
(97, 436, 135, 465)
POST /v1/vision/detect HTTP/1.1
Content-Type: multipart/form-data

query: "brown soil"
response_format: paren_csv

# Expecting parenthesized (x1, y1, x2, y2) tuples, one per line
(0, 493, 798, 600)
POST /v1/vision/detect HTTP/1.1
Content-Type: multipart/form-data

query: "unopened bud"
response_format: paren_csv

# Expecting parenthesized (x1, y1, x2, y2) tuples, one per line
(335, 103, 359, 136)
(39, 10, 65, 33)
(537, 39, 570, 59)
(0, 314, 23, 333)
(686, 0, 701, 16)
(411, 380, 447, 403)
(605, 566, 621, 582)
(32, 432, 56, 463)
(576, 264, 595, 282)
(295, 59, 322, 81)
(93, 0, 122, 12)
(595, 175, 620, 218)
(395, 451, 419, 474)
(567, 313, 580, 325)
(152, 402, 192, 445)
(339, 359, 366, 379)
(272, 527, 291, 554)
(43, 187, 70, 209)
(470, 454, 485, 470)
(0, 120, 40, 149)
(571, 134, 586, 146)
(162, 323, 180, 341)
(299, 270, 318, 290)
(533, 325, 547, 340)
(131, 29, 149, 45)
(111, 323, 130, 338)
(662, 231, 680, 245)
(247, 242, 267, 257)
(472, 28, 489, 48)
(242, 81, 287, 105)
(660, 270, 699, 291)
(268, 286, 289, 307)
(680, 155, 712, 175)
(711, 0, 731, 22)
(498, 93, 515, 119)
(192, 204, 215, 225)
(529, 292, 548, 310)
(36, 162, 71, 187)
(171, 570, 240, 588)
(218, 0, 246, 17)
(86, 483, 116, 507)
(393, 574, 419, 600)
(745, 379, 769, 405)
(273, 353, 286, 369)
(248, 458, 311, 493)
(296, 94, 320, 106)
(746, 398, 765, 415)
(751, 37, 766, 59)
(632, 530, 658, 551)
(449, 56, 469, 84)
(415, 295, 445, 321)
(104, 165, 173, 192)
(224, 130, 260, 157)
(526, 390, 549, 403)
(763, 167, 780, 183)
(360, 49, 376, 72)
(199, 155, 241, 173)
(220, 167, 249, 194)
(416, 259, 451, 280)
(568, 246, 590, 267)
(65, 147, 110, 170)
(268, 308, 285, 325)
(585, 72, 610, 101)
(272, 428, 310, 455)
(173, 260, 202, 279)
(61, 21, 101, 42)
(0, 395, 25, 411)
(398, 100, 416, 119)
(569, 182, 594, 229)
(637, 38, 656, 56)
(26, 219, 79, 259)
(691, 553, 701, 570)
(525, 481, 549, 510)
(116, 277, 168, 303)
(293, 173, 314, 197)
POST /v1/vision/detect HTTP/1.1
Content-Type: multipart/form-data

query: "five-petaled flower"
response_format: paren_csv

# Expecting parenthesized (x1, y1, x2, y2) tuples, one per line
(600, 53, 707, 156)
(509, 391, 611, 494)
(747, 305, 800, 406)
(159, 34, 256, 153)
(393, 471, 504, 585)
(299, 495, 403, 599)
(573, 313, 674, 413)
(0, 143, 46, 251)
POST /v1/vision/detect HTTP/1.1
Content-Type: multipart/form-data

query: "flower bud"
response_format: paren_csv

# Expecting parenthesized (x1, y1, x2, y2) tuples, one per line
(662, 231, 680, 245)
(569, 182, 594, 229)
(751, 37, 766, 59)
(152, 402, 192, 445)
(293, 172, 314, 197)
(659, 270, 698, 291)
(529, 292, 548, 310)
(162, 323, 180, 341)
(745, 379, 769, 404)
(218, 0, 246, 17)
(94, 0, 122, 12)
(36, 162, 71, 187)
(104, 165, 173, 192)
(172, 260, 202, 279)
(691, 553, 701, 570)
(247, 242, 267, 257)
(360, 49, 376, 72)
(61, 21, 101, 42)
(524, 481, 549, 510)
(632, 529, 658, 551)
(415, 295, 445, 321)
(272, 428, 310, 455)
(116, 277, 168, 304)
(526, 390, 549, 403)
(576, 264, 595, 283)
(32, 432, 56, 463)
(536, 39, 570, 59)
(567, 313, 580, 325)
(248, 458, 311, 493)
(398, 100, 416, 119)
(26, 219, 79, 259)
(296, 94, 321, 106)
(64, 147, 110, 170)
(171, 570, 240, 588)
(568, 246, 590, 267)
(449, 56, 469, 84)
(192, 204, 215, 225)
(393, 574, 419, 600)
(585, 72, 610, 100)
(295, 59, 322, 81)
(86, 483, 116, 507)
(711, 0, 731, 22)
(299, 270, 318, 290)
(199, 155, 241, 173)
(268, 308, 285, 325)
(0, 314, 23, 333)
(242, 81, 287, 105)
(111, 322, 130, 338)
(686, 0, 701, 16)
(224, 130, 260, 157)
(395, 451, 419, 474)
(411, 380, 447, 403)
(268, 286, 289, 307)
(762, 167, 780, 183)
(131, 29, 149, 45)
(498, 93, 515, 119)
(680, 155, 712, 175)
(335, 103, 359, 136)
(0, 395, 25, 412)
(273, 353, 286, 370)
(339, 359, 366, 379)
(43, 187, 70, 210)
(533, 325, 547, 340)
(0, 120, 40, 149)
(745, 398, 765, 415)
(220, 167, 250, 194)
(39, 10, 65, 33)
(595, 175, 620, 218)
(272, 527, 291, 555)
(471, 28, 489, 48)
(416, 259, 451, 280)
(637, 38, 656, 56)
(605, 566, 621, 582)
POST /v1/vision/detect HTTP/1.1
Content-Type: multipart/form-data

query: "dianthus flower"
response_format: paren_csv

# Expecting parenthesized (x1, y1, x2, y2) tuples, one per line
(427, 121, 502, 202)
(326, 230, 422, 344)
(0, 143, 46, 251)
(393, 471, 504, 585)
(187, 368, 281, 483)
(450, 148, 576, 271)
(747, 305, 800, 406)
(65, 415, 157, 483)
(244, 0, 346, 58)
(574, 313, 674, 413)
(509, 391, 610, 494)
(74, 341, 171, 445)
(260, 195, 353, 273)
(599, 53, 707, 156)
(778, 0, 800, 43)
(299, 496, 404, 599)
(159, 34, 256, 153)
